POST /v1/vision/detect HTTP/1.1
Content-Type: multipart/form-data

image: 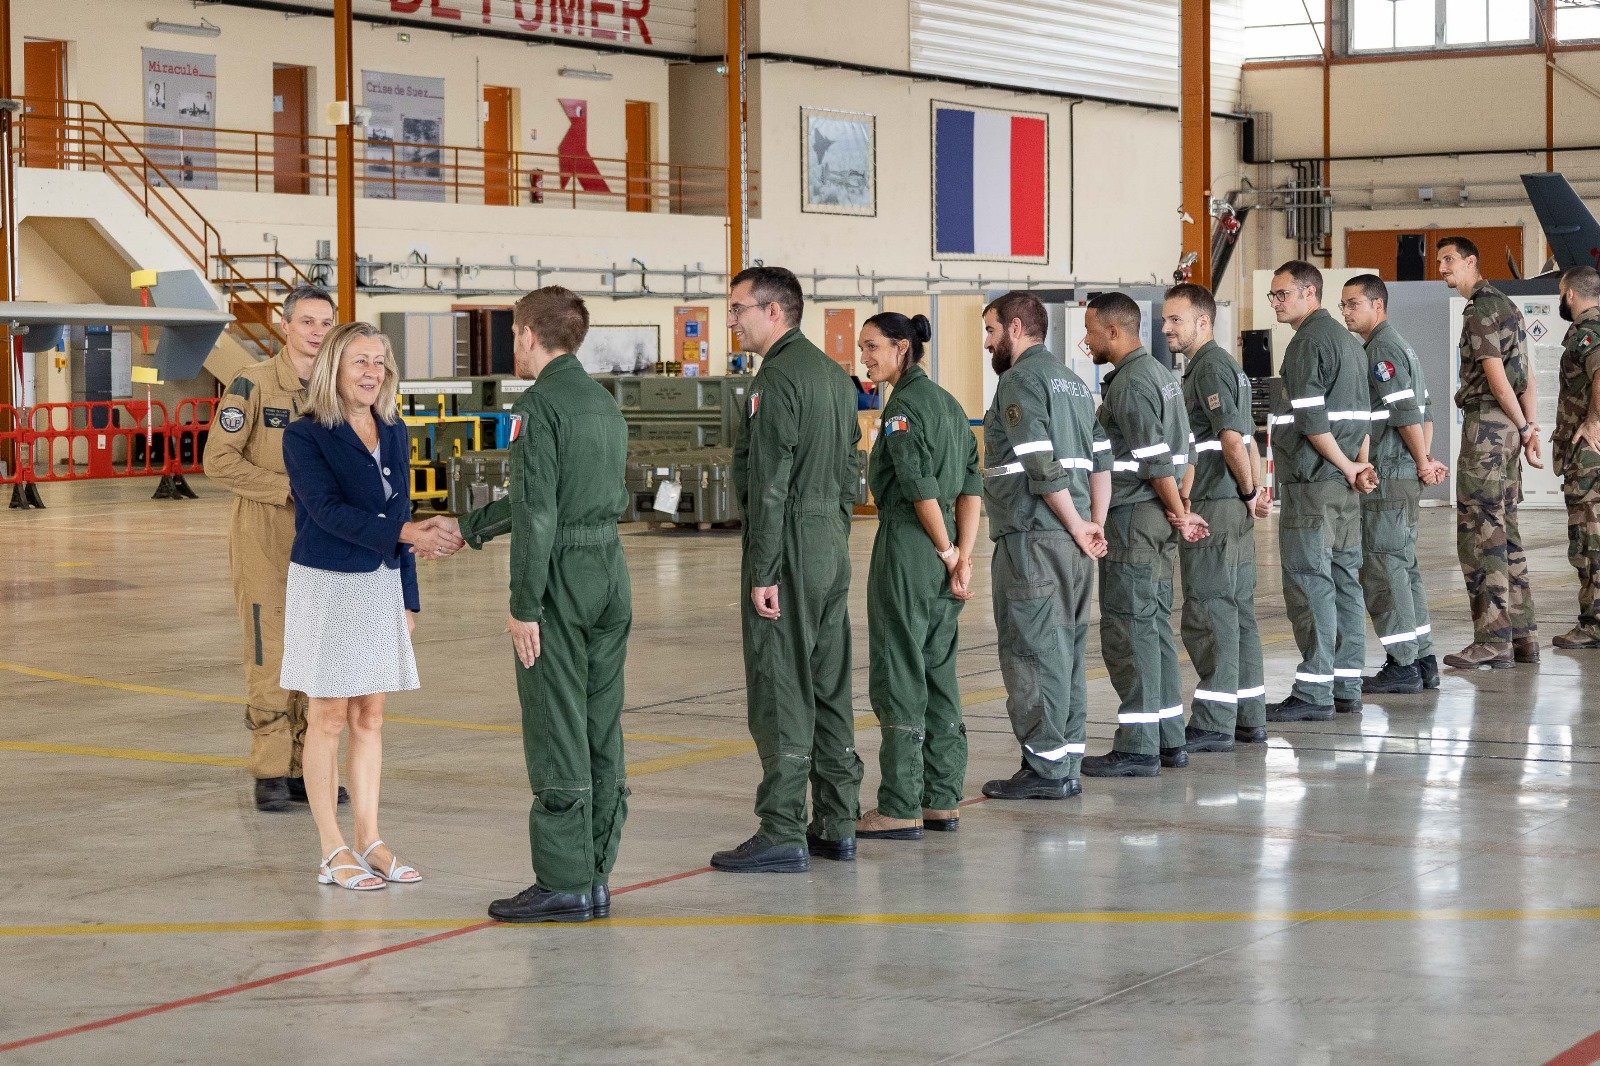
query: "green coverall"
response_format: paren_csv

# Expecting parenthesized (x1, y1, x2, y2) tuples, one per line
(1360, 320, 1434, 667)
(867, 363, 982, 819)
(1179, 340, 1266, 734)
(733, 327, 864, 846)
(1098, 347, 1193, 756)
(982, 343, 1112, 780)
(1269, 308, 1371, 706)
(459, 353, 633, 894)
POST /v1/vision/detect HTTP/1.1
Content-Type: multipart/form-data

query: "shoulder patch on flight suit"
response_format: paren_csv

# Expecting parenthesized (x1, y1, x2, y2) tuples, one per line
(1005, 403, 1022, 427)
(885, 414, 908, 434)
(1374, 360, 1396, 382)
(750, 391, 761, 416)
(218, 407, 246, 433)
(509, 414, 524, 442)
(1582, 333, 1596, 350)
(227, 376, 256, 400)
(1207, 393, 1222, 410)
(263, 407, 290, 429)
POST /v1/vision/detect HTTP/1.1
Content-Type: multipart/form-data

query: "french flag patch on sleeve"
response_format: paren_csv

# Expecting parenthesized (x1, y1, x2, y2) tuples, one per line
(509, 414, 524, 443)
(885, 415, 909, 434)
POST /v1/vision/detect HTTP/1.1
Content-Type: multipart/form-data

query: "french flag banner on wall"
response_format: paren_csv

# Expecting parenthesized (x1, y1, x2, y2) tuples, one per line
(932, 102, 1049, 263)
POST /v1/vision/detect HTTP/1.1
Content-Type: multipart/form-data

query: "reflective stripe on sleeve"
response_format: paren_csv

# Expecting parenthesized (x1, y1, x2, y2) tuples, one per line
(1113, 460, 1140, 472)
(1291, 396, 1326, 409)
(1327, 411, 1375, 422)
(1093, 439, 1111, 452)
(1193, 440, 1224, 453)
(1014, 440, 1054, 455)
(1269, 415, 1295, 426)
(1382, 389, 1415, 404)
(1131, 442, 1170, 459)
(984, 462, 1024, 478)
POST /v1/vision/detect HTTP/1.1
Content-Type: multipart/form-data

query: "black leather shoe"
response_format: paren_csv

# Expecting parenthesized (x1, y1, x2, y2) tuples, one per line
(592, 883, 610, 918)
(1182, 726, 1235, 753)
(710, 834, 809, 873)
(488, 885, 593, 924)
(806, 835, 856, 862)
(286, 777, 349, 805)
(1159, 746, 1189, 768)
(1235, 725, 1268, 744)
(1265, 695, 1334, 722)
(1362, 658, 1422, 694)
(1335, 697, 1364, 715)
(1417, 654, 1440, 690)
(254, 776, 290, 812)
(981, 761, 1081, 799)
(1080, 750, 1160, 778)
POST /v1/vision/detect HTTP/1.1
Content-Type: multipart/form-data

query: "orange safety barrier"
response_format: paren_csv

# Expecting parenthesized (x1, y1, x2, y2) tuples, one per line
(169, 397, 218, 474)
(0, 404, 23, 485)
(11, 398, 215, 486)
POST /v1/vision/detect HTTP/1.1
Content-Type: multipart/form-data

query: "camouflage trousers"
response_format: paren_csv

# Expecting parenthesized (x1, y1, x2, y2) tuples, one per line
(1564, 464, 1600, 634)
(1456, 409, 1537, 646)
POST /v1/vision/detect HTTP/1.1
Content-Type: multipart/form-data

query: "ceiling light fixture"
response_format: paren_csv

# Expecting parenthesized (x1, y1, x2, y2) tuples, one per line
(558, 66, 612, 81)
(149, 18, 222, 38)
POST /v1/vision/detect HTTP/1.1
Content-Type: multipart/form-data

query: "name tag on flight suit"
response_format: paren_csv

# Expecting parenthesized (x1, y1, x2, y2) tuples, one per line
(263, 407, 291, 429)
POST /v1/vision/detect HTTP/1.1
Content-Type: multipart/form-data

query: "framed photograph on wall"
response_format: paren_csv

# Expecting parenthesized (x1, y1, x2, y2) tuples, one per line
(801, 107, 876, 216)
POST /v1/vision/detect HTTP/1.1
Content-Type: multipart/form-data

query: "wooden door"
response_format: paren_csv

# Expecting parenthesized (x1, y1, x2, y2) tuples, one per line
(272, 65, 310, 195)
(936, 294, 987, 419)
(22, 40, 66, 170)
(1345, 226, 1524, 281)
(625, 100, 653, 213)
(483, 86, 514, 206)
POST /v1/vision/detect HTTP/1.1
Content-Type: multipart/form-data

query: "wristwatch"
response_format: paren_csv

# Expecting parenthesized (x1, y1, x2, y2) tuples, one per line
(936, 544, 960, 565)
(1238, 486, 1260, 503)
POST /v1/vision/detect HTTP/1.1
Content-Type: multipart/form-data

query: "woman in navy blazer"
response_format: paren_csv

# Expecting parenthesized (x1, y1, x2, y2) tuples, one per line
(280, 322, 464, 892)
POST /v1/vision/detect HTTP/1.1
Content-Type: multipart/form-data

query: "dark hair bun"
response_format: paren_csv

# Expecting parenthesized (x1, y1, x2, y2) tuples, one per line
(911, 314, 932, 344)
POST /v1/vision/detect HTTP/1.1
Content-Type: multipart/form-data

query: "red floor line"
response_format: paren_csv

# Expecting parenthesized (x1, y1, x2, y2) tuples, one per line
(1545, 1028, 1600, 1066)
(0, 865, 717, 1054)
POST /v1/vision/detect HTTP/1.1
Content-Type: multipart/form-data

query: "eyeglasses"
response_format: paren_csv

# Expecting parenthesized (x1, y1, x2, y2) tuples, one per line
(1337, 298, 1369, 311)
(1265, 287, 1304, 304)
(727, 300, 773, 319)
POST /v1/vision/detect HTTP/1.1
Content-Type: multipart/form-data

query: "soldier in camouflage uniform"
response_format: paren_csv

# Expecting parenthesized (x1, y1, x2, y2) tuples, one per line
(1437, 237, 1542, 669)
(1552, 266, 1600, 649)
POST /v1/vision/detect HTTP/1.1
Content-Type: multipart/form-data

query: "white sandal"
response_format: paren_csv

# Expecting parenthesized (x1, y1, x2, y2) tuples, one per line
(318, 845, 386, 891)
(358, 840, 421, 883)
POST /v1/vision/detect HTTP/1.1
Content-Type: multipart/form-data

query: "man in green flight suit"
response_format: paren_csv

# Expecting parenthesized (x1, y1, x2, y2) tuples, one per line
(711, 266, 864, 872)
(1082, 292, 1206, 778)
(450, 287, 633, 923)
(1339, 275, 1449, 694)
(1551, 265, 1600, 650)
(1265, 260, 1377, 722)
(1161, 283, 1271, 754)
(1438, 236, 1543, 669)
(979, 291, 1112, 800)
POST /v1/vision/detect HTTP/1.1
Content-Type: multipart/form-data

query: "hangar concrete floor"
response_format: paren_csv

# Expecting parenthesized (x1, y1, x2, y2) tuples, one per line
(3, 479, 1599, 1065)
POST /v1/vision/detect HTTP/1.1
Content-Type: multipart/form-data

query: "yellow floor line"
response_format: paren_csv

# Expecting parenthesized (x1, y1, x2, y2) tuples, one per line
(0, 662, 244, 706)
(7, 905, 1600, 939)
(0, 741, 248, 768)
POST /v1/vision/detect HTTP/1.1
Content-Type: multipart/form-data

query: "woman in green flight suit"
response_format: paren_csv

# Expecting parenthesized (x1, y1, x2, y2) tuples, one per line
(856, 312, 984, 840)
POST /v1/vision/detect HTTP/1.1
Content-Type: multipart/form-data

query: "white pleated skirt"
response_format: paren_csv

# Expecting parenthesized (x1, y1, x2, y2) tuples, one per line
(280, 562, 420, 699)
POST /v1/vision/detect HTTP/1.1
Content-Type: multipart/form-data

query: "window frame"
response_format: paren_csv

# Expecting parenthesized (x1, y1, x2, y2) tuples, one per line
(1345, 0, 1535, 56)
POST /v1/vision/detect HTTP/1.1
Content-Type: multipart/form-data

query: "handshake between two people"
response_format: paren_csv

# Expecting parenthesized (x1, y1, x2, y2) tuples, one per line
(401, 515, 466, 560)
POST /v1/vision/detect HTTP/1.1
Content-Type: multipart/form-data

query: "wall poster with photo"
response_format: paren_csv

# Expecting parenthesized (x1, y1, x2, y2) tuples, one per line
(577, 325, 660, 376)
(361, 71, 445, 202)
(800, 107, 875, 216)
(142, 48, 217, 190)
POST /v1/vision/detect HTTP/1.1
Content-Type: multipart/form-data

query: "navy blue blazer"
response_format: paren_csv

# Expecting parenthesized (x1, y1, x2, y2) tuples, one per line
(282, 413, 420, 612)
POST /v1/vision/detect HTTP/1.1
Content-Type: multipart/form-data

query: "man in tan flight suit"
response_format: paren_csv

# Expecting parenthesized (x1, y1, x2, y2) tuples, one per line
(203, 286, 340, 811)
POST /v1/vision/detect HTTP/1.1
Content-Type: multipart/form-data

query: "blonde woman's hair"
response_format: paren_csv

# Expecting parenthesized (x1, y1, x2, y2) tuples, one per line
(303, 321, 400, 429)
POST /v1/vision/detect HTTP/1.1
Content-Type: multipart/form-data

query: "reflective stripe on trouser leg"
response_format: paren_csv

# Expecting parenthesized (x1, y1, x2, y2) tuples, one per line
(1360, 493, 1421, 666)
(993, 532, 1090, 779)
(1279, 482, 1342, 706)
(745, 520, 862, 847)
(1181, 499, 1253, 734)
(868, 518, 967, 819)
(519, 543, 632, 893)
(1102, 501, 1182, 756)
